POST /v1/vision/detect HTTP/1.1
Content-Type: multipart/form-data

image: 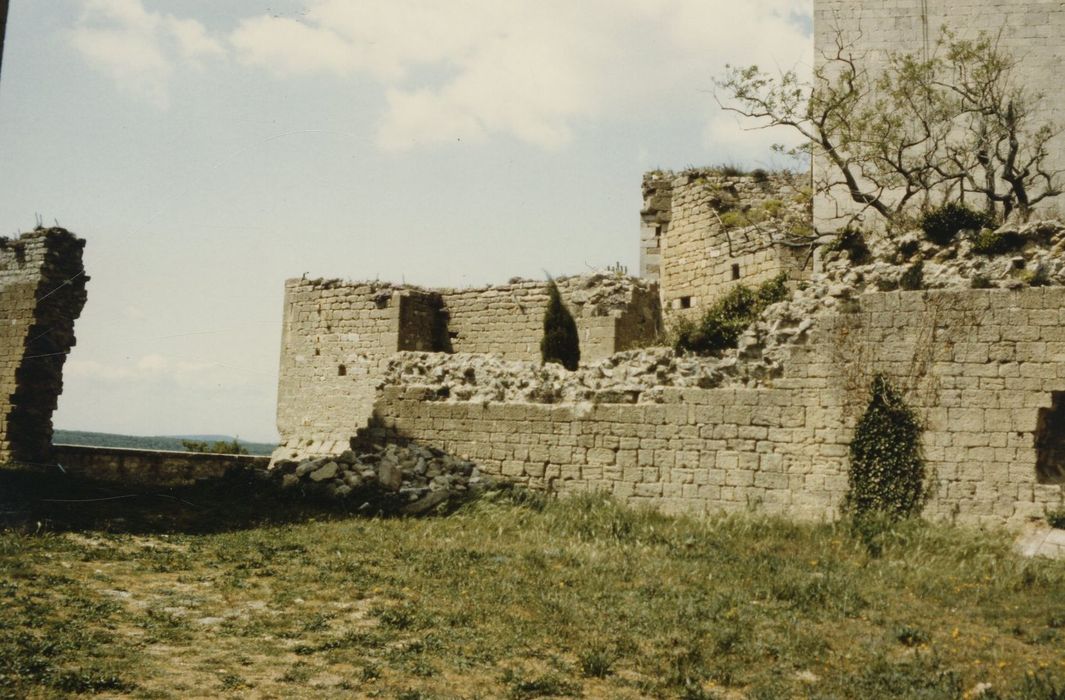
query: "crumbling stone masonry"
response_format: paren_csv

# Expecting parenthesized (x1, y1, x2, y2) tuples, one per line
(273, 275, 661, 462)
(0, 229, 88, 466)
(641, 170, 814, 313)
(368, 287, 1065, 527)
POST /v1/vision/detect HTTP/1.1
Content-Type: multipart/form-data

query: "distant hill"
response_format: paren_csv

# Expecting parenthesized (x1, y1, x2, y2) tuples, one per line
(53, 430, 277, 456)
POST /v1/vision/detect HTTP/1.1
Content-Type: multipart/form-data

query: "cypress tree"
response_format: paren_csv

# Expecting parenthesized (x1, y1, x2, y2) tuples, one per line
(541, 279, 580, 371)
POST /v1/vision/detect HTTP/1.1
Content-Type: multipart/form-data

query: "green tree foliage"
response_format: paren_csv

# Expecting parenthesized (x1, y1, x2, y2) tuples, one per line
(673, 274, 788, 356)
(920, 202, 992, 246)
(541, 279, 580, 371)
(846, 376, 926, 520)
(182, 439, 249, 455)
(718, 28, 1062, 225)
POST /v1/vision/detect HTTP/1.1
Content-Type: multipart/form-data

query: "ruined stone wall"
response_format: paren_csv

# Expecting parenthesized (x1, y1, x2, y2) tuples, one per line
(369, 287, 1065, 527)
(274, 275, 661, 463)
(441, 276, 659, 363)
(274, 279, 445, 461)
(650, 170, 812, 313)
(813, 0, 1065, 229)
(0, 229, 87, 466)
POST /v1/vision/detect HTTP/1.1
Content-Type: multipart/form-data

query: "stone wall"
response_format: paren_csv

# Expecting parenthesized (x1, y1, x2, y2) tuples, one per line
(274, 279, 444, 462)
(274, 275, 661, 463)
(0, 229, 88, 466)
(646, 170, 813, 314)
(441, 276, 659, 362)
(812, 0, 1065, 229)
(366, 287, 1065, 527)
(55, 444, 269, 486)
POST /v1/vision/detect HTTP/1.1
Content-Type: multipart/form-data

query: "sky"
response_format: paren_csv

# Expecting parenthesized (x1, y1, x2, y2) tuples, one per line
(0, 0, 813, 443)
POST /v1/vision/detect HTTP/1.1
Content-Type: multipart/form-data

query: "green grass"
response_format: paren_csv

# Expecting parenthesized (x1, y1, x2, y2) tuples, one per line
(0, 470, 1063, 698)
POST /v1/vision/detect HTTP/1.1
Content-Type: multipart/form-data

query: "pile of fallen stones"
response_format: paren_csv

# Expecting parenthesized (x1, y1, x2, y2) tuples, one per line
(269, 443, 496, 514)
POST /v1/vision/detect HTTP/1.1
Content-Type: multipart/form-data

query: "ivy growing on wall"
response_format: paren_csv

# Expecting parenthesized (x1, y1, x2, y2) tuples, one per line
(846, 375, 926, 520)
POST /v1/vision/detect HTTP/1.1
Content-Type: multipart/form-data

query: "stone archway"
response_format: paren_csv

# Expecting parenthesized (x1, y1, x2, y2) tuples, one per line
(1035, 392, 1065, 485)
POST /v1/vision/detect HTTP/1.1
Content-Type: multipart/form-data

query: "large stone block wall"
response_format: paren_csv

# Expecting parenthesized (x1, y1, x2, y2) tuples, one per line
(274, 276, 661, 463)
(441, 277, 659, 363)
(812, 0, 1065, 229)
(368, 287, 1065, 526)
(0, 229, 88, 466)
(647, 170, 813, 314)
(274, 279, 445, 461)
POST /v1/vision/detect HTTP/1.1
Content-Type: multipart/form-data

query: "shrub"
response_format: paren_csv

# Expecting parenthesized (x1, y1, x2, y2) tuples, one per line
(1047, 506, 1065, 530)
(846, 375, 926, 520)
(826, 228, 871, 265)
(673, 274, 789, 356)
(541, 279, 580, 371)
(973, 228, 1026, 255)
(182, 439, 249, 455)
(899, 260, 924, 290)
(920, 203, 991, 246)
(1024, 264, 1052, 287)
(751, 168, 770, 183)
(897, 239, 920, 258)
(970, 272, 994, 289)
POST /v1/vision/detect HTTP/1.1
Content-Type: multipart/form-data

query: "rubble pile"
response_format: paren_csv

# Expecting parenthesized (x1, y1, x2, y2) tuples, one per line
(380, 221, 1065, 402)
(270, 443, 497, 514)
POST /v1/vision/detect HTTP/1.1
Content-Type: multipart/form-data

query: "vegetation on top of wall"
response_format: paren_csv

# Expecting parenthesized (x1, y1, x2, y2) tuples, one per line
(920, 203, 993, 246)
(182, 438, 250, 456)
(672, 274, 788, 356)
(541, 279, 581, 371)
(899, 260, 925, 291)
(846, 375, 926, 521)
(972, 227, 1027, 256)
(825, 228, 871, 265)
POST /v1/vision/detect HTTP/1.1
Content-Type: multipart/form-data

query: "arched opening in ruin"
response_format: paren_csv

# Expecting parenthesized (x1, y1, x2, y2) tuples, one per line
(1035, 392, 1065, 484)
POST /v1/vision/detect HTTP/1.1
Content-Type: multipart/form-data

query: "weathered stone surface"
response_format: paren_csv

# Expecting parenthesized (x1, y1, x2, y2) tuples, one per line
(0, 229, 88, 466)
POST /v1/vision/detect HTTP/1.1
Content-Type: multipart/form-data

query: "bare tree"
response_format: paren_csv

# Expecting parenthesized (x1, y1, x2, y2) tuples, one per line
(717, 26, 1062, 227)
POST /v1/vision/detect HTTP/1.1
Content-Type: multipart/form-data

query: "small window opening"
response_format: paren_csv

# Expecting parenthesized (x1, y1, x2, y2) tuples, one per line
(314, 348, 320, 356)
(678, 296, 692, 309)
(1035, 391, 1065, 484)
(654, 224, 663, 242)
(338, 364, 347, 377)
(731, 263, 741, 280)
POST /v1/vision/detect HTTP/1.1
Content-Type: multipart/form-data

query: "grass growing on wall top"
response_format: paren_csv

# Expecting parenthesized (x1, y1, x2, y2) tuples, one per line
(1, 472, 1063, 699)
(672, 273, 789, 356)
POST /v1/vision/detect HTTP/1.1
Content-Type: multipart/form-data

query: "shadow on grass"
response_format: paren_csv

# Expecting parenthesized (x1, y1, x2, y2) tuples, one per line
(0, 466, 367, 535)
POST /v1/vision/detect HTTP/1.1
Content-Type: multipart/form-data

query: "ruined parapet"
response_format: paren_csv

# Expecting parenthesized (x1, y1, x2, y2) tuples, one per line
(439, 275, 661, 362)
(640, 173, 673, 282)
(273, 274, 661, 464)
(273, 279, 446, 463)
(0, 229, 88, 466)
(645, 169, 813, 314)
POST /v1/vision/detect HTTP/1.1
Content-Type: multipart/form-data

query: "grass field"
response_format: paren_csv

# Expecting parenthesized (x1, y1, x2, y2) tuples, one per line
(1, 469, 1063, 699)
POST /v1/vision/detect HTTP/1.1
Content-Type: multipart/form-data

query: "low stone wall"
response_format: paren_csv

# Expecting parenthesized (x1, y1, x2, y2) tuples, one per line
(368, 386, 841, 520)
(55, 445, 269, 486)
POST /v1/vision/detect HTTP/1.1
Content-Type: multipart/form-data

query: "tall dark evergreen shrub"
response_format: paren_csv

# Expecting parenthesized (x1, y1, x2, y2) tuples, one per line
(541, 279, 580, 371)
(846, 375, 926, 519)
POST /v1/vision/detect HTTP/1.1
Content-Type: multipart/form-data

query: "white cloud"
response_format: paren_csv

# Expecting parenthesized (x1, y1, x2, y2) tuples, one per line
(66, 353, 254, 389)
(68, 0, 225, 108)
(230, 0, 814, 152)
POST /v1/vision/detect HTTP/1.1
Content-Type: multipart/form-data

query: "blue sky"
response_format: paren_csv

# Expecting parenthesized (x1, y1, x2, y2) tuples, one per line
(0, 0, 812, 442)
